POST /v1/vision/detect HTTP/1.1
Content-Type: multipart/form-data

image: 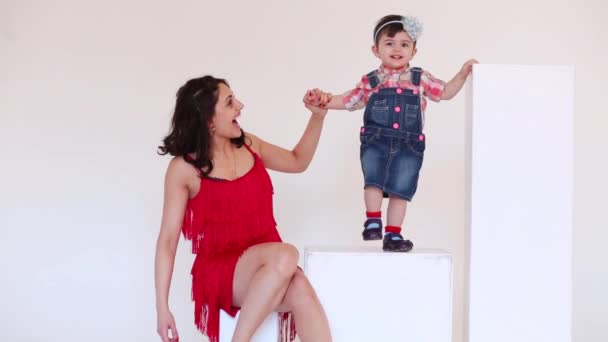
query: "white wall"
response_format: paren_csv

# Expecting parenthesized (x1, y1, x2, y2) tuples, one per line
(0, 0, 606, 341)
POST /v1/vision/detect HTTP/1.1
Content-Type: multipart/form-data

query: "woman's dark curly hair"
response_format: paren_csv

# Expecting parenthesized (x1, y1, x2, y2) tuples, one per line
(158, 75, 246, 177)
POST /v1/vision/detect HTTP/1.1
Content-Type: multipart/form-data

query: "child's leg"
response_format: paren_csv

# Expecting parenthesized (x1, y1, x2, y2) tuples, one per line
(386, 195, 407, 227)
(362, 186, 384, 240)
(364, 186, 383, 212)
(383, 195, 413, 252)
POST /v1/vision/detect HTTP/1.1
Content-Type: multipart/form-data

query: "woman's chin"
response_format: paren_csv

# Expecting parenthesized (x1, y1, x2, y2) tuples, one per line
(231, 128, 243, 138)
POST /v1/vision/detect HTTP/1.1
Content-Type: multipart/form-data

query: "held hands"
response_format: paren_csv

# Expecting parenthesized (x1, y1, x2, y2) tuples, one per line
(303, 88, 331, 117)
(304, 88, 332, 107)
(157, 309, 179, 342)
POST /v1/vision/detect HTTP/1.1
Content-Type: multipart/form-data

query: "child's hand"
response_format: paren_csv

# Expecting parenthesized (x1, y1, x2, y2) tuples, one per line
(441, 59, 480, 100)
(317, 89, 332, 107)
(304, 88, 332, 108)
(460, 59, 479, 77)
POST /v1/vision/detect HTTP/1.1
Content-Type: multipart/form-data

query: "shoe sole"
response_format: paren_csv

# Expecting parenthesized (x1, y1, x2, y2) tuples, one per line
(382, 246, 413, 252)
(362, 234, 383, 241)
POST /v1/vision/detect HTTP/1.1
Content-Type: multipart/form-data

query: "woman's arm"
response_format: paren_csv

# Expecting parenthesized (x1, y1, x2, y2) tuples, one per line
(249, 101, 328, 173)
(154, 158, 190, 342)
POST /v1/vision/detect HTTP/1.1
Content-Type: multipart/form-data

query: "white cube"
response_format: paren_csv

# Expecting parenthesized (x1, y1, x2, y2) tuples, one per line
(304, 246, 453, 342)
(467, 64, 574, 342)
(219, 310, 279, 342)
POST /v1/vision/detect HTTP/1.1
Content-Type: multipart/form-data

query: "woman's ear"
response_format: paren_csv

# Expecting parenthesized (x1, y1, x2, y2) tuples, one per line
(208, 121, 216, 135)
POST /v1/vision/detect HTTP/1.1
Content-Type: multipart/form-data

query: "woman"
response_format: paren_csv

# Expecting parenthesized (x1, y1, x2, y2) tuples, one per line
(154, 75, 332, 342)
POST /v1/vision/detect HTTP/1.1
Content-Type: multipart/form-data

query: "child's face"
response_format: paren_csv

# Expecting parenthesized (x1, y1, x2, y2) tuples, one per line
(372, 31, 417, 70)
(210, 83, 244, 139)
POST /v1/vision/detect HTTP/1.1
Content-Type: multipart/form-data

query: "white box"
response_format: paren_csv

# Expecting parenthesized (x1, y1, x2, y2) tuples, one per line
(467, 64, 574, 342)
(219, 310, 279, 342)
(304, 247, 453, 342)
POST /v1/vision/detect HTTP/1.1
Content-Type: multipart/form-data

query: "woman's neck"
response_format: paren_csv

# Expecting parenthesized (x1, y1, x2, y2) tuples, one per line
(211, 136, 235, 157)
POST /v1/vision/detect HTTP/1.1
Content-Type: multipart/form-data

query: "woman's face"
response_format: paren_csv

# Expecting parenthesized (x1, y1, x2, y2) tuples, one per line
(209, 83, 244, 139)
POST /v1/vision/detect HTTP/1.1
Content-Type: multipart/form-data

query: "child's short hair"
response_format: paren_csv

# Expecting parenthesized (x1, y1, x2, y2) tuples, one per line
(373, 14, 423, 46)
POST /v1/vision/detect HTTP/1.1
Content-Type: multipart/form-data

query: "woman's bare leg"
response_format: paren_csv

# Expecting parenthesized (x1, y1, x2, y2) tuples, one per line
(231, 242, 299, 342)
(276, 269, 332, 342)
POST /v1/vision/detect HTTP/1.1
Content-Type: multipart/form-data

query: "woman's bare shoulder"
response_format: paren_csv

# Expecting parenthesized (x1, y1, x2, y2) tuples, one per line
(244, 132, 263, 154)
(166, 155, 190, 175)
(165, 156, 199, 193)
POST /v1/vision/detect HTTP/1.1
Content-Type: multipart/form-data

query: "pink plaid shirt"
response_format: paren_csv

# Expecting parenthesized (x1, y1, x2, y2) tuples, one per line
(343, 65, 446, 112)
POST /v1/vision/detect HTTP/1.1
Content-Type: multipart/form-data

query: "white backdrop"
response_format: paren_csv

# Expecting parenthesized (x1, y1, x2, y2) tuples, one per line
(1, 0, 606, 341)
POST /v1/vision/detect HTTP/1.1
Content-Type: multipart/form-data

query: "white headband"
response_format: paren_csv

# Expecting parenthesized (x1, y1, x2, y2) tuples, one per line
(373, 16, 424, 43)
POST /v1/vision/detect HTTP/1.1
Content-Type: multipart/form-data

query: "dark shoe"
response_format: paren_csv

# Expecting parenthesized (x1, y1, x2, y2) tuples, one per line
(362, 218, 383, 241)
(382, 233, 414, 252)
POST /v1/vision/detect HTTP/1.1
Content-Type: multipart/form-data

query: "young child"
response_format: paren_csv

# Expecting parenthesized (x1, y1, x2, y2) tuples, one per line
(305, 14, 477, 252)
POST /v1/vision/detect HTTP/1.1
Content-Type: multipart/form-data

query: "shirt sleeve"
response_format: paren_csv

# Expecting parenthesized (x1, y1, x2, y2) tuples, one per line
(421, 70, 446, 102)
(342, 75, 373, 111)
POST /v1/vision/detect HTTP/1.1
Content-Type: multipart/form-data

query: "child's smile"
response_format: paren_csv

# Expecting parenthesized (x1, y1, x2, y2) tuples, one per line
(373, 31, 416, 70)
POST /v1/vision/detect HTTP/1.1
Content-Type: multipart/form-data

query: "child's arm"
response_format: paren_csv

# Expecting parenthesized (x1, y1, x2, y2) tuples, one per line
(441, 59, 478, 100)
(322, 93, 346, 110)
(305, 74, 373, 111)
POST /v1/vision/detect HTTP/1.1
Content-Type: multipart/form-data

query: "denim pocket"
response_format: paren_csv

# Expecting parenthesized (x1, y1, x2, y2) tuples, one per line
(360, 130, 378, 146)
(407, 138, 426, 157)
(371, 106, 389, 124)
(404, 104, 419, 126)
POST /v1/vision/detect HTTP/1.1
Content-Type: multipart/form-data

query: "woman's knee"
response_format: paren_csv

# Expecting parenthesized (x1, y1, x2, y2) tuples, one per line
(270, 243, 299, 278)
(286, 271, 316, 305)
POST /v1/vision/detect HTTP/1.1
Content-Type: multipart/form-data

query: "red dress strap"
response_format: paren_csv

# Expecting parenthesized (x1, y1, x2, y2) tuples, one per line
(243, 142, 258, 158)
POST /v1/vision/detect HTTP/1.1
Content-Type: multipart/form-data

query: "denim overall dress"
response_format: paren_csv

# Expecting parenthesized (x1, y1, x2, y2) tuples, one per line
(359, 67, 426, 201)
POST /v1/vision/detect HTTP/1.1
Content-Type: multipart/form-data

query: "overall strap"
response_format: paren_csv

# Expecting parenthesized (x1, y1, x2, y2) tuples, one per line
(365, 70, 380, 89)
(410, 67, 423, 86)
(410, 67, 425, 132)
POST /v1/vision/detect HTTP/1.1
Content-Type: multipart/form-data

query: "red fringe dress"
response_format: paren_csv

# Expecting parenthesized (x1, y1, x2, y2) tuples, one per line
(182, 144, 295, 342)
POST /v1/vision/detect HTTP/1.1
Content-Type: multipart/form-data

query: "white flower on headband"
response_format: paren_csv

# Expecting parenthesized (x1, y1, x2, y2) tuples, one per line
(401, 16, 423, 41)
(374, 16, 424, 42)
